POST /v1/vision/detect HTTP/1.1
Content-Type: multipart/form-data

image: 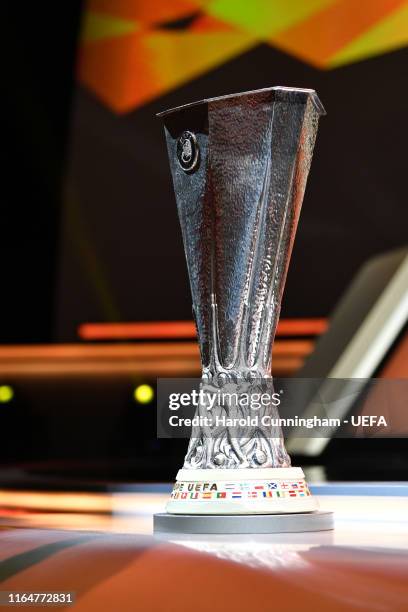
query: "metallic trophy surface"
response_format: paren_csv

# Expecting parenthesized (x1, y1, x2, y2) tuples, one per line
(155, 87, 332, 531)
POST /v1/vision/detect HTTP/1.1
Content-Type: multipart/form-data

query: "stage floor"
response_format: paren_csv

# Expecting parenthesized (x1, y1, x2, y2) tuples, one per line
(0, 483, 407, 610)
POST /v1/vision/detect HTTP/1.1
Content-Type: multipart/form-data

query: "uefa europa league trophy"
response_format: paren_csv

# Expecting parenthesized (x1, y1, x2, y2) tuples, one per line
(155, 87, 333, 533)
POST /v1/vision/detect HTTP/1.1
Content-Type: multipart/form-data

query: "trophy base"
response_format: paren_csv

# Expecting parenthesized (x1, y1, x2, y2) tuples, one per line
(154, 510, 334, 534)
(166, 467, 318, 515)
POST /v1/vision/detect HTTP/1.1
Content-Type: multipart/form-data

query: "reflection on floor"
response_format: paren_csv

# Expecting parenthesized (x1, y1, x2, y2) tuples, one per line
(0, 484, 407, 611)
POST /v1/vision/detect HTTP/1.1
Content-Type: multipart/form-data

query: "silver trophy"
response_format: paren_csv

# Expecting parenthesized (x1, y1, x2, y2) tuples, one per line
(155, 87, 333, 533)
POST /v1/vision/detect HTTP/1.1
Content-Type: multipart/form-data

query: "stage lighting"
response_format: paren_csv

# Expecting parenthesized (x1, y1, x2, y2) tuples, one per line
(134, 384, 154, 404)
(0, 385, 14, 403)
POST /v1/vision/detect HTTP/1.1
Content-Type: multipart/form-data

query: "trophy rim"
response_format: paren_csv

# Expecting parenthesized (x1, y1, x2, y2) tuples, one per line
(156, 85, 326, 118)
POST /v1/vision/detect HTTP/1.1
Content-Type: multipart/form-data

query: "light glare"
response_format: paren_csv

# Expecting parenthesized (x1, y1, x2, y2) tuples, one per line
(134, 384, 154, 404)
(0, 385, 14, 403)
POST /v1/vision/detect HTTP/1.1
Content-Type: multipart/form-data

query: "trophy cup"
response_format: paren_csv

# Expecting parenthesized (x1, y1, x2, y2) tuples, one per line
(155, 87, 333, 533)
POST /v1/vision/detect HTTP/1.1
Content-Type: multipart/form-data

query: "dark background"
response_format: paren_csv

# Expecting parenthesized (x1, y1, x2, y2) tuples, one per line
(2, 5, 408, 343)
(1, 4, 407, 483)
(57, 40, 408, 340)
(2, 5, 82, 343)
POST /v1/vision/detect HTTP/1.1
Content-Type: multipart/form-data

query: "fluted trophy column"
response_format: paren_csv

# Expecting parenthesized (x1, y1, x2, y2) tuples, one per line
(158, 86, 325, 516)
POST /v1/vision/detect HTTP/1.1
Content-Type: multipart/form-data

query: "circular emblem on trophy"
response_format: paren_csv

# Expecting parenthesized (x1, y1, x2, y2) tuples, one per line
(176, 131, 199, 172)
